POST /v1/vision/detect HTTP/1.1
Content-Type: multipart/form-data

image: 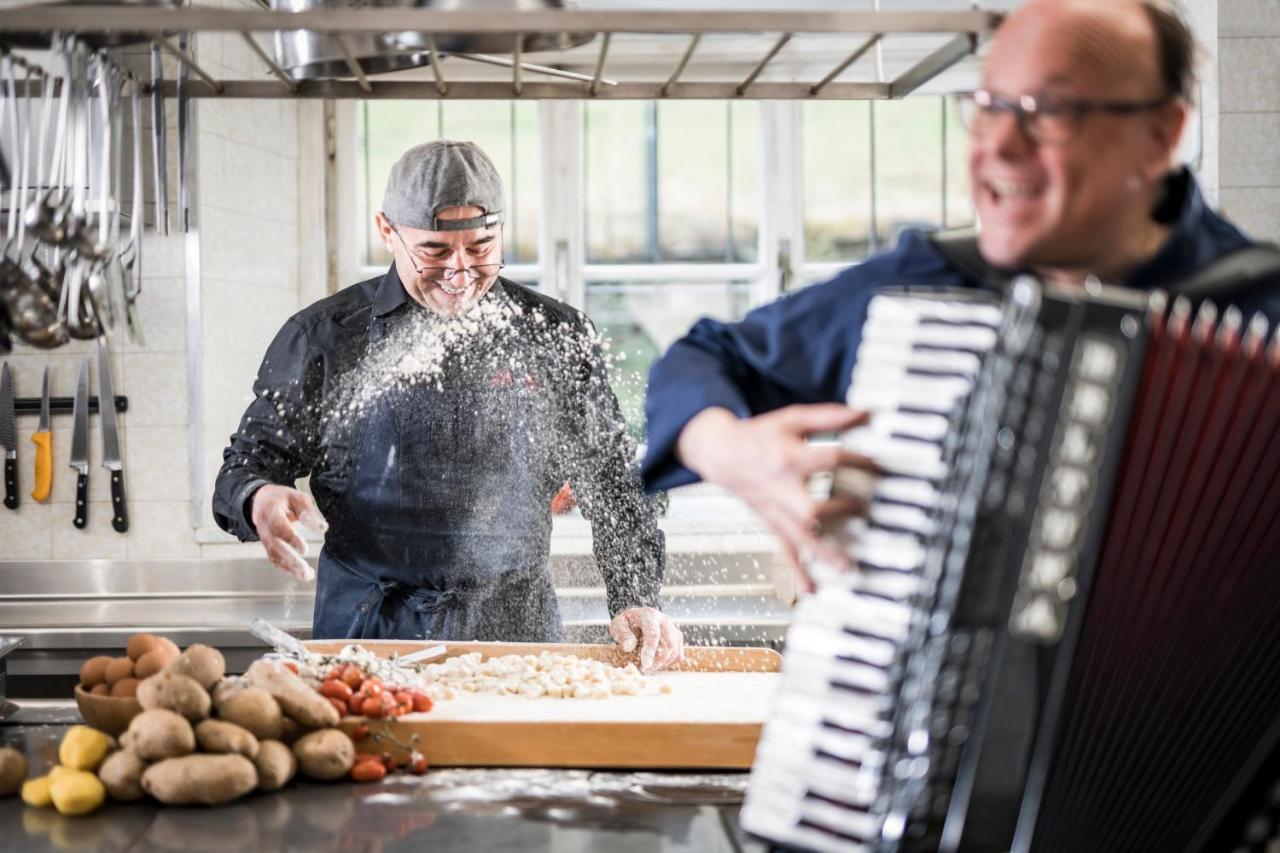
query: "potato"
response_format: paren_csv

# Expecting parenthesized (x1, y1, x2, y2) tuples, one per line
(110, 678, 140, 698)
(49, 769, 105, 816)
(0, 747, 27, 796)
(279, 717, 302, 745)
(59, 726, 113, 772)
(163, 645, 225, 691)
(79, 656, 113, 688)
(211, 676, 248, 706)
(104, 657, 134, 686)
(123, 709, 196, 761)
(253, 740, 296, 792)
(141, 754, 258, 806)
(292, 728, 355, 781)
(21, 775, 52, 807)
(97, 750, 146, 801)
(195, 720, 259, 759)
(89, 683, 110, 697)
(245, 660, 339, 730)
(137, 672, 211, 722)
(215, 688, 283, 741)
(126, 633, 162, 662)
(135, 645, 179, 680)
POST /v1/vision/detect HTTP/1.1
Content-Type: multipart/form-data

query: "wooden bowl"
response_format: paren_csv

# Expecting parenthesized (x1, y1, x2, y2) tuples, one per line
(73, 684, 142, 736)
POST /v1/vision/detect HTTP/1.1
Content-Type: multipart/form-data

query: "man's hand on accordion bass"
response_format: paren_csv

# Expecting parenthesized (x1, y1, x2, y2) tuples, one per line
(677, 404, 877, 593)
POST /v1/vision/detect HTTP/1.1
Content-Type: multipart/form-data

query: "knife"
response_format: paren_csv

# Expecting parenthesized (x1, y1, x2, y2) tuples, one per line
(31, 366, 51, 502)
(1, 364, 16, 510)
(70, 359, 89, 529)
(98, 339, 128, 533)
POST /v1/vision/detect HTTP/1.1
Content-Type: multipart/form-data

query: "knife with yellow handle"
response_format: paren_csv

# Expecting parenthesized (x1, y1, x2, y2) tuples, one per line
(32, 366, 52, 503)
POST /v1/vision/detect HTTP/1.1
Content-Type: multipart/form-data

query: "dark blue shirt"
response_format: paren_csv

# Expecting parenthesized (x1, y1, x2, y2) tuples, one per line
(642, 169, 1279, 491)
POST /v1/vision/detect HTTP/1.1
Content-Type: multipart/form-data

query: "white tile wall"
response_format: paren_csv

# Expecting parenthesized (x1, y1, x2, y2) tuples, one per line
(1216, 15, 1280, 242)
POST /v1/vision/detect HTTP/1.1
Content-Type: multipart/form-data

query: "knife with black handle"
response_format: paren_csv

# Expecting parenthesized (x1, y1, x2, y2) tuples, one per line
(98, 340, 128, 533)
(1, 363, 17, 510)
(70, 359, 90, 529)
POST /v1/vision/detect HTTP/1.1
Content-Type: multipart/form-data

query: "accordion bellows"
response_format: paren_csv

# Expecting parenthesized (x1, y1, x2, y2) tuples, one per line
(742, 279, 1280, 853)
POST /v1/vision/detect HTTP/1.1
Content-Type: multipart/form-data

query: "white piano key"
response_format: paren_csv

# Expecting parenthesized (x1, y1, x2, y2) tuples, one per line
(847, 374, 978, 409)
(786, 623, 898, 668)
(796, 591, 915, 641)
(862, 322, 999, 352)
(868, 502, 936, 536)
(854, 341, 985, 377)
(874, 476, 942, 509)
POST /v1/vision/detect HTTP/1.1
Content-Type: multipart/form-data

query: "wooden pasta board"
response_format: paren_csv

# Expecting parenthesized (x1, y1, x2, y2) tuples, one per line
(303, 640, 782, 769)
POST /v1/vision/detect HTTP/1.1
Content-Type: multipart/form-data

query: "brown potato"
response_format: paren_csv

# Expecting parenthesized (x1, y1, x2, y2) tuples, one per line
(141, 754, 258, 806)
(210, 676, 248, 707)
(137, 672, 211, 722)
(79, 656, 113, 688)
(103, 657, 134, 686)
(278, 717, 302, 745)
(126, 633, 162, 662)
(89, 683, 110, 697)
(135, 645, 179, 680)
(162, 645, 225, 691)
(195, 720, 259, 760)
(110, 678, 139, 698)
(215, 688, 283, 741)
(97, 750, 146, 801)
(291, 728, 355, 781)
(245, 660, 338, 730)
(253, 740, 296, 792)
(0, 746, 27, 796)
(122, 709, 196, 761)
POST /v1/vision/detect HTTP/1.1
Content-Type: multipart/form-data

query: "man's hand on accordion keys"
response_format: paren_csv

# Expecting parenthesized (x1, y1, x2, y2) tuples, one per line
(677, 404, 878, 593)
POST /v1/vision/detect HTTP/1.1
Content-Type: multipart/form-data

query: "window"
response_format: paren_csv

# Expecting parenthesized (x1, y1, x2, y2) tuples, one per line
(358, 101, 540, 276)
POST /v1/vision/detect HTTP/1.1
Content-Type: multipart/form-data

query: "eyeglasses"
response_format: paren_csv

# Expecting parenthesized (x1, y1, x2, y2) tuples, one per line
(956, 88, 1172, 143)
(389, 224, 504, 284)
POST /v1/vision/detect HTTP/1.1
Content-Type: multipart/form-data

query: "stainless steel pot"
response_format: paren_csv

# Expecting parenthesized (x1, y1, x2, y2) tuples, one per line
(271, 0, 433, 81)
(391, 0, 594, 55)
(0, 0, 178, 48)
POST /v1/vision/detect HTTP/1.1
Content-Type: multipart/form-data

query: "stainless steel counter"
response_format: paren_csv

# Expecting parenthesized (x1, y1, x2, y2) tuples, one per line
(0, 722, 765, 853)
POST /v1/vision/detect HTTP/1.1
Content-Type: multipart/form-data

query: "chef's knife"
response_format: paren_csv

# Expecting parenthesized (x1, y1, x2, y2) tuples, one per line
(0, 364, 16, 510)
(70, 359, 89, 528)
(31, 366, 51, 502)
(97, 339, 128, 533)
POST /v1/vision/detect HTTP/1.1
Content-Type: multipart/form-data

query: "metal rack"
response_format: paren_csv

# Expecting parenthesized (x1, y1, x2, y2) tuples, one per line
(0, 7, 1002, 100)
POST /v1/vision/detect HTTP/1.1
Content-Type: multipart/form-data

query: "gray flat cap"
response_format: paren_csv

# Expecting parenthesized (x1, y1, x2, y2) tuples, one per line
(382, 140, 506, 231)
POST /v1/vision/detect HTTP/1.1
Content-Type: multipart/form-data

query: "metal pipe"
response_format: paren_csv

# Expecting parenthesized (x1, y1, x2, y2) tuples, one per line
(425, 34, 448, 96)
(446, 53, 616, 86)
(588, 32, 611, 96)
(736, 33, 791, 96)
(660, 33, 700, 97)
(810, 33, 880, 95)
(155, 35, 224, 94)
(512, 35, 522, 96)
(240, 31, 298, 94)
(888, 32, 975, 97)
(333, 34, 372, 94)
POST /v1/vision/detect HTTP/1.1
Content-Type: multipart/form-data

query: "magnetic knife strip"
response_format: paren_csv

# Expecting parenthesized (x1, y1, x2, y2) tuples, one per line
(741, 279, 1280, 852)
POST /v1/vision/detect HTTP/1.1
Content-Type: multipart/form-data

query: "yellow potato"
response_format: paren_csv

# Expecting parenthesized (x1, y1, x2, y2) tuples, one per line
(49, 770, 106, 816)
(21, 776, 52, 808)
(59, 726, 113, 772)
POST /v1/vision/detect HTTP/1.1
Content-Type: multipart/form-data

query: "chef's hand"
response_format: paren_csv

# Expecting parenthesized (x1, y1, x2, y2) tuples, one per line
(677, 405, 876, 594)
(610, 607, 684, 674)
(250, 484, 329, 583)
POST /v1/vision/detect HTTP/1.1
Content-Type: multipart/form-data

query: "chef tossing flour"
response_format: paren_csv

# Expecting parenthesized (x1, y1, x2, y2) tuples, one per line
(213, 140, 682, 672)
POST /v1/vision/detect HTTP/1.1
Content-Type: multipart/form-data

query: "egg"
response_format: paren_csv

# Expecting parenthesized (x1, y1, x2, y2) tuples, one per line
(134, 646, 178, 679)
(125, 634, 162, 662)
(78, 656, 113, 688)
(89, 684, 110, 697)
(109, 678, 139, 698)
(155, 636, 180, 658)
(103, 657, 134, 686)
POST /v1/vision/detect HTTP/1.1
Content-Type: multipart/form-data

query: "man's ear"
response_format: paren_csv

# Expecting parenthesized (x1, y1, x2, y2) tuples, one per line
(374, 211, 396, 252)
(1144, 100, 1188, 181)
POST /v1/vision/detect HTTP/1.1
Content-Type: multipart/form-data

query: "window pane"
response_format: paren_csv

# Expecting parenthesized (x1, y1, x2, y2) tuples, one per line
(585, 282, 752, 438)
(873, 98, 943, 246)
(945, 96, 975, 229)
(360, 101, 540, 268)
(803, 101, 872, 262)
(585, 101, 759, 264)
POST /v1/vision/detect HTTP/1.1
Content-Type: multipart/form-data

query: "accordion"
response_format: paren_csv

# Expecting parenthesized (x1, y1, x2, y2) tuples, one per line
(741, 276, 1280, 852)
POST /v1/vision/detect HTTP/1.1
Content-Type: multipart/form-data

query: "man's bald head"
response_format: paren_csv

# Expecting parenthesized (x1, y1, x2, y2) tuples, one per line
(968, 0, 1194, 278)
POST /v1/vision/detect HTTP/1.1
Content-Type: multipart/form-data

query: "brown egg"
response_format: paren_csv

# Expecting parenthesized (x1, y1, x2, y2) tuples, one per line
(110, 678, 140, 698)
(155, 636, 180, 657)
(134, 646, 179, 679)
(126, 633, 162, 662)
(103, 657, 135, 685)
(79, 656, 113, 688)
(89, 684, 110, 697)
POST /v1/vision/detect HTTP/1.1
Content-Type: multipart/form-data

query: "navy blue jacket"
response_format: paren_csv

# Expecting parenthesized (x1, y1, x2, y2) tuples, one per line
(642, 169, 1280, 491)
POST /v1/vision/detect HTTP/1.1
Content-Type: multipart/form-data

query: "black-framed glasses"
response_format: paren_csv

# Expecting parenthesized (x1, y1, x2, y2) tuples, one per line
(956, 88, 1172, 143)
(389, 224, 504, 283)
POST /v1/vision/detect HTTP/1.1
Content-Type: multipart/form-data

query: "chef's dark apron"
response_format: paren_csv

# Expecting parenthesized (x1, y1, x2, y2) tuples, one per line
(311, 302, 564, 642)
